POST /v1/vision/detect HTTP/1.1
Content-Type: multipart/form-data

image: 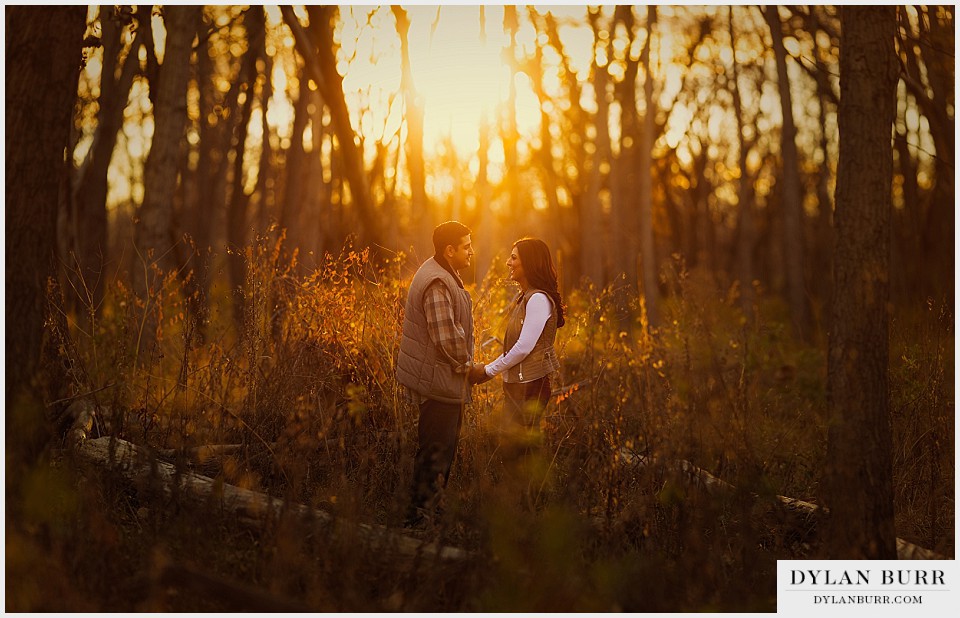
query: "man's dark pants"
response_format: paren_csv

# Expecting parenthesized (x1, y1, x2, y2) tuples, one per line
(407, 398, 464, 521)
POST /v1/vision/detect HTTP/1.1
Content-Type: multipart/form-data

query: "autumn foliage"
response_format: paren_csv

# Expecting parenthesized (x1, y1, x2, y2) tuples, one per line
(6, 240, 953, 611)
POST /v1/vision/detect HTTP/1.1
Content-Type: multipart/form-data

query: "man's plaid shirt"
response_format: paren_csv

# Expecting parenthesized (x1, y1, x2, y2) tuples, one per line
(404, 279, 471, 405)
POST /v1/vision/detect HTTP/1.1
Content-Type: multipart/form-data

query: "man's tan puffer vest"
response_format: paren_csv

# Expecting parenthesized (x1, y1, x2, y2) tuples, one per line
(396, 257, 474, 404)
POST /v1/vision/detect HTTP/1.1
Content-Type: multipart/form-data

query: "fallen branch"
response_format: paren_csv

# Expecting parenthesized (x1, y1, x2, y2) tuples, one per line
(65, 398, 100, 447)
(154, 431, 401, 466)
(619, 448, 947, 560)
(62, 398, 133, 447)
(76, 436, 468, 562)
(155, 443, 250, 462)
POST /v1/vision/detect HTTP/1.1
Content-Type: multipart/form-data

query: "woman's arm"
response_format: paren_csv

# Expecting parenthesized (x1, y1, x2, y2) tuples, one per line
(484, 293, 552, 377)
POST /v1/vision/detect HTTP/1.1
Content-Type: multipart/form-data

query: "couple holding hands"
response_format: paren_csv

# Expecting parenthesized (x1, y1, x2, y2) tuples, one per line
(396, 221, 565, 528)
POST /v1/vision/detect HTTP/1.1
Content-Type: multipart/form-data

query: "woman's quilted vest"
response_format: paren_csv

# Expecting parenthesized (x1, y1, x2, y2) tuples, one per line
(502, 289, 560, 384)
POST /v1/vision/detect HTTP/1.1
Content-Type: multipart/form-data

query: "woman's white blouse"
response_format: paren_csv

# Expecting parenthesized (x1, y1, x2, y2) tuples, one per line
(484, 292, 553, 377)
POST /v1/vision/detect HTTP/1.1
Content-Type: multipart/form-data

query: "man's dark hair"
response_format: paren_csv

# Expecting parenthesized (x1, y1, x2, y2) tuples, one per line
(433, 221, 471, 256)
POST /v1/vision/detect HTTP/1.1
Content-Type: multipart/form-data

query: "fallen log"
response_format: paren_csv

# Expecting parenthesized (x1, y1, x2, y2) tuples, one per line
(154, 431, 401, 467)
(76, 436, 468, 562)
(63, 398, 106, 447)
(619, 447, 947, 560)
(155, 443, 250, 462)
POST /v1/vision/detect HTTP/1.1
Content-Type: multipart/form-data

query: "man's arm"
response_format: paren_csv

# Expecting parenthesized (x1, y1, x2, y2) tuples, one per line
(423, 281, 471, 372)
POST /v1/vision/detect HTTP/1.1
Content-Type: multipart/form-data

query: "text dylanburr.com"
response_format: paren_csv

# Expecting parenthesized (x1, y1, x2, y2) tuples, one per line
(777, 560, 957, 616)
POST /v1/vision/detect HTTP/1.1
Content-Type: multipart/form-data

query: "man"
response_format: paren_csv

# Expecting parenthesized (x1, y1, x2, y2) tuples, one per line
(396, 221, 478, 527)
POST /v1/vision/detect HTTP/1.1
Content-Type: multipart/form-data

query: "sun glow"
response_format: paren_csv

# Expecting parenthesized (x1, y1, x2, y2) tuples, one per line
(336, 7, 507, 157)
(259, 6, 598, 172)
(101, 6, 717, 211)
(335, 6, 583, 159)
(408, 7, 511, 155)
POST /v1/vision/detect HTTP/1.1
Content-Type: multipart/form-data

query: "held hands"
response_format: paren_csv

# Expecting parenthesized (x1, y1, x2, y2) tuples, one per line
(468, 363, 492, 385)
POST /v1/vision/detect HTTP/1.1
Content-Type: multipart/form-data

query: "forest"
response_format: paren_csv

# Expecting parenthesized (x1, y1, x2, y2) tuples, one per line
(5, 4, 954, 612)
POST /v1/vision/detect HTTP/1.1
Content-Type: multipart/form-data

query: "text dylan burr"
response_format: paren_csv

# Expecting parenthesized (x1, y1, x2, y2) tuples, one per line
(790, 570, 945, 586)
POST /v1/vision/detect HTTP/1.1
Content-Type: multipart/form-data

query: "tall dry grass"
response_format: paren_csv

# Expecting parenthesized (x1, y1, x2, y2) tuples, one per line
(5, 238, 953, 611)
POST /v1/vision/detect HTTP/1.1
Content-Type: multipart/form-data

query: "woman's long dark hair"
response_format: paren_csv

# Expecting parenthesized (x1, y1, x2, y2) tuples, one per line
(514, 238, 566, 328)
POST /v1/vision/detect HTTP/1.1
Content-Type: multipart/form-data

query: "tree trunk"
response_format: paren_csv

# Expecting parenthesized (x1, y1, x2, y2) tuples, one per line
(690, 146, 712, 270)
(133, 5, 200, 361)
(728, 8, 755, 316)
(5, 5, 86, 407)
(280, 80, 312, 258)
(282, 6, 384, 251)
(392, 6, 431, 265)
(812, 75, 834, 323)
(764, 6, 809, 339)
(612, 6, 640, 300)
(71, 7, 144, 316)
(185, 18, 217, 336)
(524, 11, 565, 261)
(7, 6, 87, 467)
(805, 17, 839, 323)
(920, 9, 954, 295)
(226, 7, 264, 331)
(138, 4, 161, 109)
(471, 8, 496, 282)
(891, 109, 920, 303)
(188, 11, 258, 335)
(256, 48, 275, 234)
(535, 56, 563, 253)
(502, 7, 521, 231)
(581, 8, 611, 287)
(310, 96, 335, 260)
(899, 8, 954, 299)
(475, 113, 494, 283)
(824, 5, 899, 560)
(638, 6, 659, 329)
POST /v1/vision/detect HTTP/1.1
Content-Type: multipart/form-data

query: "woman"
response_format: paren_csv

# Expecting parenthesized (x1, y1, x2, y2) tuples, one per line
(470, 238, 565, 431)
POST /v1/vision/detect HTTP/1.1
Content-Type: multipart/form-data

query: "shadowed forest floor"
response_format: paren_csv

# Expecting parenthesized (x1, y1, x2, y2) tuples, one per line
(5, 252, 954, 612)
